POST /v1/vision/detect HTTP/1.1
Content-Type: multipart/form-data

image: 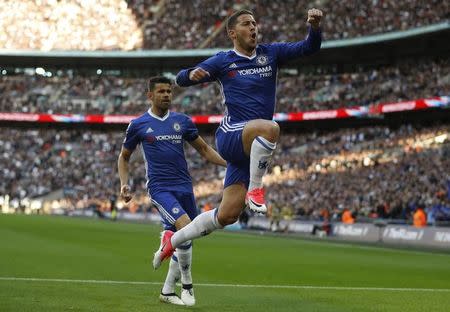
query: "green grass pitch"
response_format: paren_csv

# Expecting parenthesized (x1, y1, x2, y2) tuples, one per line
(0, 214, 449, 311)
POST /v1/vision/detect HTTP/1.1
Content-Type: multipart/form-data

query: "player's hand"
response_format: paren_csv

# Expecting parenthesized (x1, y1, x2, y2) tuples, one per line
(189, 67, 210, 82)
(307, 8, 323, 29)
(120, 185, 133, 203)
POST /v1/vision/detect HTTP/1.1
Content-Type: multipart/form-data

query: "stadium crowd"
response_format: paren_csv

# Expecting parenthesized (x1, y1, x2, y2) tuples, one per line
(211, 0, 449, 47)
(0, 58, 448, 115)
(0, 1, 449, 228)
(1, 123, 449, 224)
(266, 124, 450, 224)
(0, 0, 143, 51)
(0, 0, 447, 50)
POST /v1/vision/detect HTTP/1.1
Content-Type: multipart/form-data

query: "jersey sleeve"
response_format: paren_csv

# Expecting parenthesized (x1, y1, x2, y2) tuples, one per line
(182, 116, 199, 142)
(122, 120, 140, 151)
(176, 52, 225, 87)
(271, 27, 322, 65)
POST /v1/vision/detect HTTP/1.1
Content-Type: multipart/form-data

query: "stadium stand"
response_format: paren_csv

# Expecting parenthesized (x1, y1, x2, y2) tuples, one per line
(0, 1, 449, 233)
(1, 124, 449, 224)
(0, 0, 143, 50)
(0, 0, 448, 50)
(0, 57, 448, 115)
(210, 0, 450, 48)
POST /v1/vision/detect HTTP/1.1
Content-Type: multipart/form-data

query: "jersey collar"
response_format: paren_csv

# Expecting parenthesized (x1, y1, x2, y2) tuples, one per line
(233, 48, 257, 60)
(148, 108, 170, 121)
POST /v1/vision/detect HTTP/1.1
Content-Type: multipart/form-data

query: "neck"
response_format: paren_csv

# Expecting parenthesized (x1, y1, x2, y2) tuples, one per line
(233, 43, 255, 57)
(150, 106, 168, 118)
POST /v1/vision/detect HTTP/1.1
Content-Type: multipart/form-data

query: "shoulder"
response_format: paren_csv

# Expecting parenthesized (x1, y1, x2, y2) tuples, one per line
(131, 111, 150, 124)
(215, 50, 231, 58)
(203, 50, 230, 64)
(169, 111, 188, 119)
(257, 43, 273, 51)
(257, 43, 280, 54)
(170, 112, 194, 124)
(208, 50, 237, 62)
(127, 112, 150, 130)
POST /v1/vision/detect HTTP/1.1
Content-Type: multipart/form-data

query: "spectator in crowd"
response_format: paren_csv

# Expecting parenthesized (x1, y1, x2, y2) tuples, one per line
(342, 208, 355, 224)
(413, 204, 427, 227)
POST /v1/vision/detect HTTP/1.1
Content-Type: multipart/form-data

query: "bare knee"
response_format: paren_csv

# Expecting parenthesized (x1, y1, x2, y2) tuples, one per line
(175, 214, 191, 231)
(218, 184, 247, 226)
(265, 121, 280, 142)
(217, 200, 244, 226)
(245, 120, 280, 143)
(243, 120, 280, 155)
(217, 212, 240, 226)
(255, 120, 279, 142)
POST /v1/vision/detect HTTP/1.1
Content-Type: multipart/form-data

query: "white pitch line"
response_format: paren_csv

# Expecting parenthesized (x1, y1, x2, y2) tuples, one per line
(1, 277, 449, 293)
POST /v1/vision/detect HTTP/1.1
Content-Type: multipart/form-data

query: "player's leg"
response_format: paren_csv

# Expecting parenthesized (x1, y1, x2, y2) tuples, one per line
(173, 183, 247, 242)
(153, 206, 222, 270)
(242, 119, 280, 213)
(169, 161, 248, 248)
(151, 192, 188, 305)
(153, 183, 247, 270)
(162, 184, 246, 253)
(160, 252, 183, 305)
(161, 215, 192, 302)
(153, 128, 249, 268)
(174, 192, 199, 306)
(216, 183, 247, 225)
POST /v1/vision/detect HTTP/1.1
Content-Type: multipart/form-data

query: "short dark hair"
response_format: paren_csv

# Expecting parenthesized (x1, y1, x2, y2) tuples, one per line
(148, 76, 172, 92)
(226, 9, 254, 34)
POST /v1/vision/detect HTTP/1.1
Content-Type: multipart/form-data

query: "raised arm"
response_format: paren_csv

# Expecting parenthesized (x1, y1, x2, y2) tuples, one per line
(273, 8, 323, 62)
(307, 8, 323, 30)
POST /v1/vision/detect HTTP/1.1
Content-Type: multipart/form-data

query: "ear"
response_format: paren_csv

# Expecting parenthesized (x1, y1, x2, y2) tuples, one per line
(228, 29, 236, 40)
(147, 91, 153, 101)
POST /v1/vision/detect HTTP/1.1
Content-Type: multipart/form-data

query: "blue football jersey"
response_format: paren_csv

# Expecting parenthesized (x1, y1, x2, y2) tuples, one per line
(176, 27, 322, 123)
(123, 109, 199, 194)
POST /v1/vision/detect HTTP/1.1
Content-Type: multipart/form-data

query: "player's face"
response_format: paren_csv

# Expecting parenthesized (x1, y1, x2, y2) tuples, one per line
(149, 83, 172, 111)
(231, 14, 258, 52)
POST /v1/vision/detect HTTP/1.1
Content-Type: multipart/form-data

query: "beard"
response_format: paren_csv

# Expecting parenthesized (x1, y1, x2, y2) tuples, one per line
(237, 35, 257, 52)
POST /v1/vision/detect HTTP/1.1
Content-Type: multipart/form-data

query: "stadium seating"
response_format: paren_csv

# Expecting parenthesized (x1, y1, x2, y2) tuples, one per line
(1, 124, 449, 223)
(1, 0, 447, 50)
(0, 58, 448, 115)
(0, 1, 448, 227)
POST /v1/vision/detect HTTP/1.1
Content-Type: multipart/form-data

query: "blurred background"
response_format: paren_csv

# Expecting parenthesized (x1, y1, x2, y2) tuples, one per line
(0, 0, 449, 246)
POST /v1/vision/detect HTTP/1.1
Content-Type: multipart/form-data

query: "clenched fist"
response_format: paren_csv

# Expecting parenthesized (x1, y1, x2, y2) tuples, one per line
(120, 184, 133, 203)
(307, 8, 323, 29)
(189, 67, 210, 82)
